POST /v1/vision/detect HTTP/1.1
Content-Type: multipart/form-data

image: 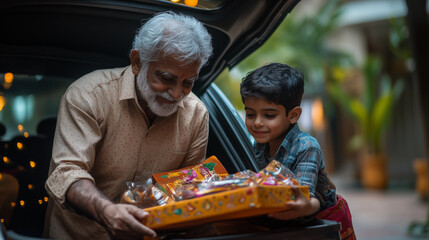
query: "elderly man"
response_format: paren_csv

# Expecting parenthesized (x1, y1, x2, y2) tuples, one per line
(45, 11, 213, 239)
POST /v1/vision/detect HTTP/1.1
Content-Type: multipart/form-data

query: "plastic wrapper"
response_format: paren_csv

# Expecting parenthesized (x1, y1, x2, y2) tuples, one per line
(120, 158, 300, 208)
(174, 177, 258, 200)
(258, 160, 300, 186)
(120, 179, 174, 208)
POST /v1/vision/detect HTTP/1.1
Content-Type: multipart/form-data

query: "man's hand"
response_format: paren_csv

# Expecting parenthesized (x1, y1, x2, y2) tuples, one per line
(100, 203, 156, 239)
(67, 179, 156, 239)
(267, 185, 320, 220)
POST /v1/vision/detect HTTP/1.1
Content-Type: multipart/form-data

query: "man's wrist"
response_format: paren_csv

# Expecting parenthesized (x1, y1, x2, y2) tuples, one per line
(95, 201, 114, 223)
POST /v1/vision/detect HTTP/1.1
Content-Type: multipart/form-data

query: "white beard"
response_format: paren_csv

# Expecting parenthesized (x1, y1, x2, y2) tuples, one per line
(137, 65, 185, 117)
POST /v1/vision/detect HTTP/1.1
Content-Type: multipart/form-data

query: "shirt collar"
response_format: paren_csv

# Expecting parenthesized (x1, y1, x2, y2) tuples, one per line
(119, 65, 136, 101)
(278, 123, 300, 152)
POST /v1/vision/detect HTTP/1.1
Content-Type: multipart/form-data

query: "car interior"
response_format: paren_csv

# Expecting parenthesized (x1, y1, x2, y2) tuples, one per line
(0, 1, 343, 239)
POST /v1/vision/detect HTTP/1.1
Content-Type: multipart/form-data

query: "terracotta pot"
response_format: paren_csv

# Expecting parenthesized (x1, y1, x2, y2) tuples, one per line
(413, 158, 428, 200)
(361, 154, 388, 189)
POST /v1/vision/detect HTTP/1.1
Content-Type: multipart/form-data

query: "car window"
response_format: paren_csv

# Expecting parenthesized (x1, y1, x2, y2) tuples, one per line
(0, 73, 74, 140)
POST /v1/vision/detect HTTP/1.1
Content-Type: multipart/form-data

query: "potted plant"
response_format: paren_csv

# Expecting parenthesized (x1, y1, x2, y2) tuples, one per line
(328, 55, 404, 189)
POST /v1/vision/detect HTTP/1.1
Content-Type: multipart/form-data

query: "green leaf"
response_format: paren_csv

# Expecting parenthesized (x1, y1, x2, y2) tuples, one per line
(363, 56, 381, 113)
(371, 92, 394, 153)
(350, 99, 368, 131)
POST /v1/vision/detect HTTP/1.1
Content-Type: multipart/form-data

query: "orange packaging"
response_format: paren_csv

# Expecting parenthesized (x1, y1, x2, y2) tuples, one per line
(143, 185, 309, 230)
(151, 156, 228, 185)
(143, 156, 310, 230)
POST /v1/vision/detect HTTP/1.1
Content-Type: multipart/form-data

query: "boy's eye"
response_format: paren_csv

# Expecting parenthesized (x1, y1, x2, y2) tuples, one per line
(245, 113, 255, 118)
(265, 114, 276, 118)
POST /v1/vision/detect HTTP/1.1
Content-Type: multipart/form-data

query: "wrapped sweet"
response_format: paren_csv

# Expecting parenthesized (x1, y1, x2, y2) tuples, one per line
(120, 181, 146, 207)
(257, 160, 300, 186)
(120, 179, 174, 208)
(120, 158, 301, 208)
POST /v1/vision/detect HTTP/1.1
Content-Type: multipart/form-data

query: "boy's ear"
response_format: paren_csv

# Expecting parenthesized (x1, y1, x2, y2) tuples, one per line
(289, 106, 302, 124)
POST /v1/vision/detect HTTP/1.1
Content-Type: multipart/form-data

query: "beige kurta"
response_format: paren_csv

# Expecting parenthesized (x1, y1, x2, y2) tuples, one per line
(45, 66, 209, 239)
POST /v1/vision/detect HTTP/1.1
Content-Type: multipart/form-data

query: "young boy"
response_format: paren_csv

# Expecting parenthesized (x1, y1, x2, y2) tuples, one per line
(240, 63, 355, 240)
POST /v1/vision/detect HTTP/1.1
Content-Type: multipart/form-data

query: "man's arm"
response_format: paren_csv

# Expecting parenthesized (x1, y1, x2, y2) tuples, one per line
(66, 179, 112, 221)
(67, 179, 157, 239)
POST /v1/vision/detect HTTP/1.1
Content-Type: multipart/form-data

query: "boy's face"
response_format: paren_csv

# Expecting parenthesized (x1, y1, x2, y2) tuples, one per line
(244, 97, 293, 146)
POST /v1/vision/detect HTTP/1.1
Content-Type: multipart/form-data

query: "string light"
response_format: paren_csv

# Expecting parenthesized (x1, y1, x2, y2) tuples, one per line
(29, 161, 36, 168)
(184, 0, 198, 7)
(2, 73, 13, 89)
(28, 184, 34, 189)
(17, 142, 23, 150)
(24, 132, 29, 138)
(3, 156, 11, 164)
(19, 200, 25, 207)
(4, 72, 13, 83)
(0, 96, 5, 111)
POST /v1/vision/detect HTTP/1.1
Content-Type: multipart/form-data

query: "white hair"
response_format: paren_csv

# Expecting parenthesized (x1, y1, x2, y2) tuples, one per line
(132, 11, 213, 68)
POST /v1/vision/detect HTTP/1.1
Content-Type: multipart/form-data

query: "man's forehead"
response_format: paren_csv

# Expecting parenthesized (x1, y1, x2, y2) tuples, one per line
(155, 70, 198, 80)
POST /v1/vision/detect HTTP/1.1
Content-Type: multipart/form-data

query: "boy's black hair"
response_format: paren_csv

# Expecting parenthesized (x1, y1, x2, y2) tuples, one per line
(240, 63, 304, 114)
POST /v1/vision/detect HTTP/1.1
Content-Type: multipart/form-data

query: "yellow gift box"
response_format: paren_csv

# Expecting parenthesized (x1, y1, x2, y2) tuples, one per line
(143, 185, 309, 230)
(141, 156, 309, 230)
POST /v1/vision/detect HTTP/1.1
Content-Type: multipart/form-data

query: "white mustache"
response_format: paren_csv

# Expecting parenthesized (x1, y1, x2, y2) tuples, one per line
(155, 91, 184, 102)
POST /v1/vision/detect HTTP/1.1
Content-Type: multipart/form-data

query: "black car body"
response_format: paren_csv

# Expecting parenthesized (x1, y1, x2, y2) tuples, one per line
(0, 0, 300, 170)
(0, 1, 340, 239)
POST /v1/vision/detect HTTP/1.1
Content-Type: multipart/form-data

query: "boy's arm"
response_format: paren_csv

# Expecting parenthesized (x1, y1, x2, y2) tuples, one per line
(267, 136, 325, 220)
(267, 185, 320, 220)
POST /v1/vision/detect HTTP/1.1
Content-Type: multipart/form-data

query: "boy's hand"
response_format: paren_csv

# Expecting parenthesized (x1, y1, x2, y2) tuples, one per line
(267, 185, 320, 220)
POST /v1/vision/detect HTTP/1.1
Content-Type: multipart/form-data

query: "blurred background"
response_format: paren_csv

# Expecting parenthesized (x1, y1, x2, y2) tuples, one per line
(0, 0, 428, 239)
(215, 0, 429, 239)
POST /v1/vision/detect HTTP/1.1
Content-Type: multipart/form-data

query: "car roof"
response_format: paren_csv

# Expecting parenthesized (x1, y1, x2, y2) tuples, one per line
(0, 0, 299, 94)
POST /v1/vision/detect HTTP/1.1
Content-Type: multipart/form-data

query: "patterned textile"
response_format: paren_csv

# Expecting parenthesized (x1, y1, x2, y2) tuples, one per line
(45, 66, 209, 240)
(254, 124, 336, 211)
(316, 195, 356, 240)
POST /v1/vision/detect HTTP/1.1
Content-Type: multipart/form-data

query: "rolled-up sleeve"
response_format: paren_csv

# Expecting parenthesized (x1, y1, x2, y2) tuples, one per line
(45, 84, 102, 207)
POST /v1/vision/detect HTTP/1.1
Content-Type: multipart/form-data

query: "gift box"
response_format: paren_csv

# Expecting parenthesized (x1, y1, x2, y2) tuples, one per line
(143, 184, 309, 230)
(142, 156, 310, 230)
(152, 156, 228, 185)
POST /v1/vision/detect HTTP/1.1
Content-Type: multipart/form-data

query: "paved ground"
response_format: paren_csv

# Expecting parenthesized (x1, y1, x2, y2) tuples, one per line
(331, 171, 429, 240)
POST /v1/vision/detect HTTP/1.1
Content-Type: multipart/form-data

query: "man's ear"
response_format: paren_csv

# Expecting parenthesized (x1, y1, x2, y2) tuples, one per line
(130, 50, 141, 75)
(289, 106, 302, 124)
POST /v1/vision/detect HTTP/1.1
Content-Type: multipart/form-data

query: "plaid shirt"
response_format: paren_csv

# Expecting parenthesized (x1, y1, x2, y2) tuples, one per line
(254, 124, 337, 211)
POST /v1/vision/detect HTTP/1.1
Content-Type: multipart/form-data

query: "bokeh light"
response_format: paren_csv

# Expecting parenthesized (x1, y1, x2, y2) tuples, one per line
(184, 0, 198, 7)
(4, 72, 13, 83)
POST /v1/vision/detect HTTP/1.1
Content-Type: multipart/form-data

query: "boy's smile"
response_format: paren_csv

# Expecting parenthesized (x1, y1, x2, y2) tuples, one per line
(244, 97, 293, 153)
